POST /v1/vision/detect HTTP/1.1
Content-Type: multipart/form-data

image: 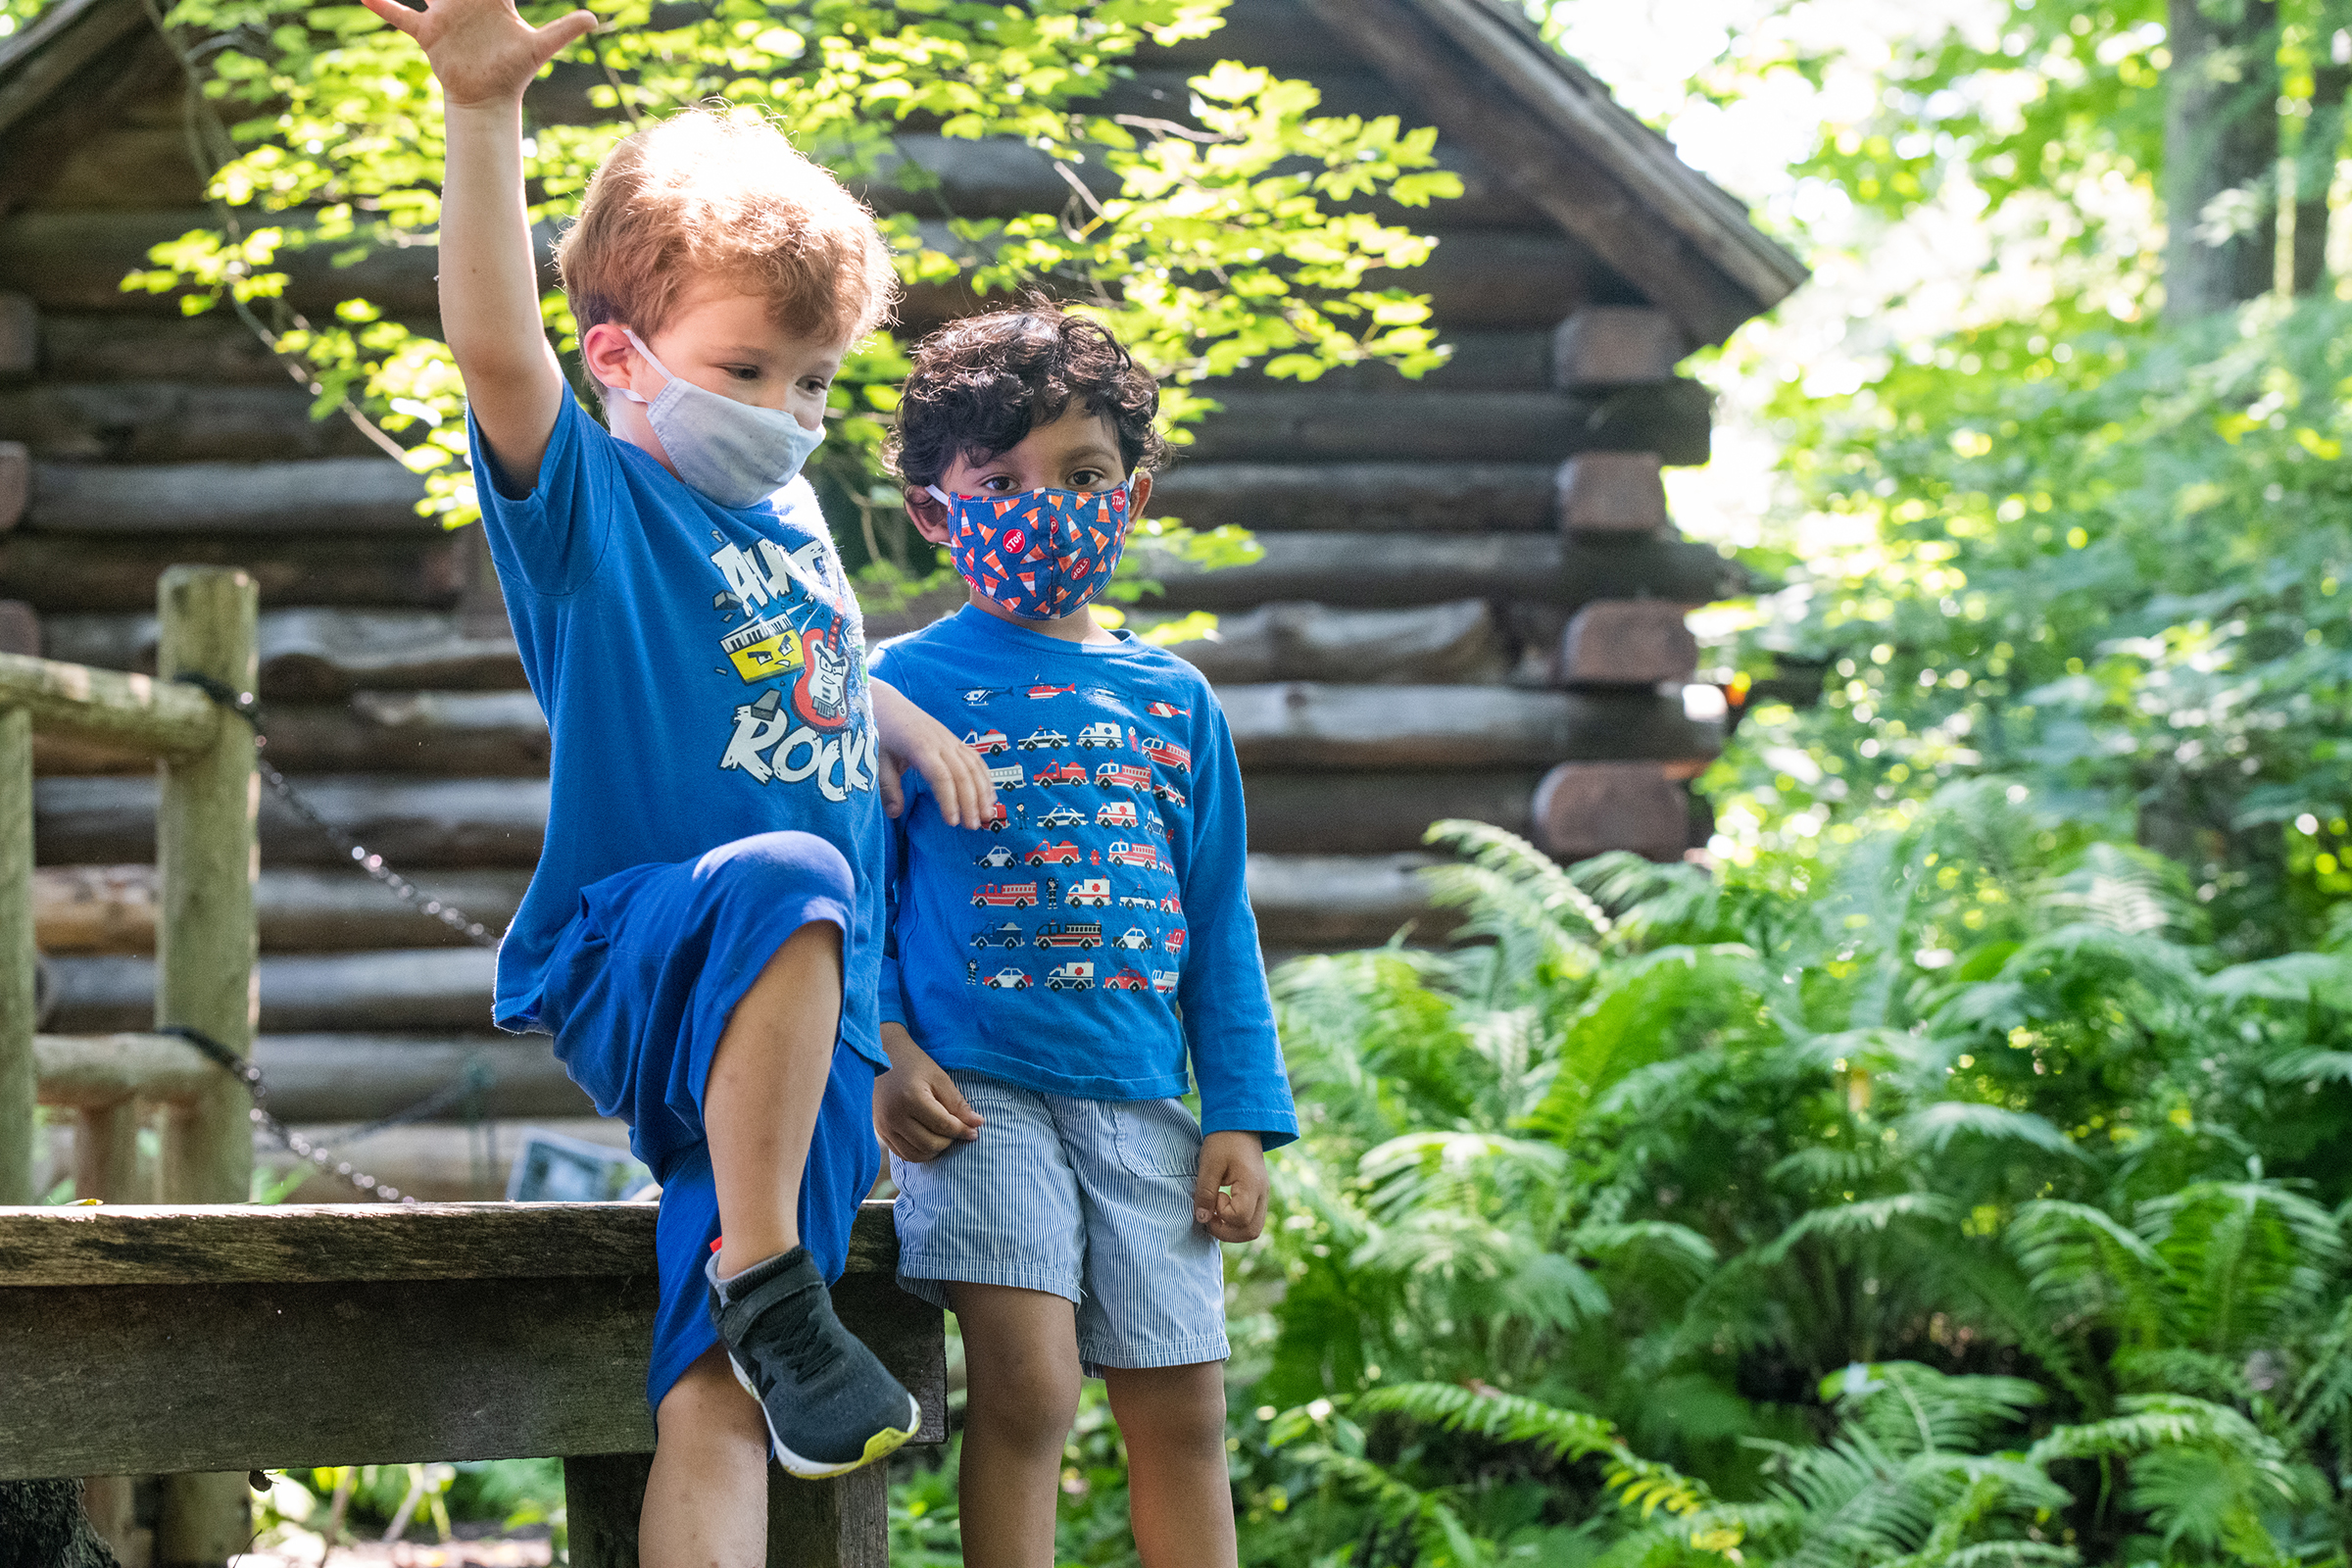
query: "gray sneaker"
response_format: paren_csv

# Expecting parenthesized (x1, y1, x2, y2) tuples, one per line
(706, 1246, 920, 1478)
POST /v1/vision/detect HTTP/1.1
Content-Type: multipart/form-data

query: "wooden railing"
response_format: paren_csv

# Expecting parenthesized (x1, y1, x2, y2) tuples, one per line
(0, 565, 943, 1567)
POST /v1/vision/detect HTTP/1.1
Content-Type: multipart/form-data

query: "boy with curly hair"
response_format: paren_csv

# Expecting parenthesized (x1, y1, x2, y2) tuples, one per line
(359, 0, 994, 1559)
(869, 305, 1298, 1567)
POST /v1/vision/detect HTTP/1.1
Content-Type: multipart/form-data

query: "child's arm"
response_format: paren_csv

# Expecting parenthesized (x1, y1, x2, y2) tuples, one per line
(359, 0, 595, 486)
(874, 1023, 985, 1161)
(871, 678, 998, 827)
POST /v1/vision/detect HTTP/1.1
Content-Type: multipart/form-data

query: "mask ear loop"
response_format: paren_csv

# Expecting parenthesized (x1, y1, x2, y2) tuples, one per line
(604, 328, 670, 407)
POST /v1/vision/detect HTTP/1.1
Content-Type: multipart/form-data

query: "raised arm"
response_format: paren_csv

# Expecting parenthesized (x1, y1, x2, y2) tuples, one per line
(359, 0, 595, 485)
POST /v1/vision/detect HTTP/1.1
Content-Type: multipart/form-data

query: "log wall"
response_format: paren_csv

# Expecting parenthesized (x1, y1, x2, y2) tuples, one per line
(1, 0, 1757, 1197)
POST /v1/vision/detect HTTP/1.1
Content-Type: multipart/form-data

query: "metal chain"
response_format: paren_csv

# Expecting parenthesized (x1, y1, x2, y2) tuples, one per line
(162, 1025, 421, 1205)
(172, 674, 501, 949)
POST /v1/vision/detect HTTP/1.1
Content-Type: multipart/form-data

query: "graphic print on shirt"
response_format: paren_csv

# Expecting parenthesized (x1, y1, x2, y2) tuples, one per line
(710, 529, 877, 798)
(945, 682, 1188, 992)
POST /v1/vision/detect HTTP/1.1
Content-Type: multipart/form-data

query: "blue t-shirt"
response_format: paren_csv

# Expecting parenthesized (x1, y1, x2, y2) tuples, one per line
(469, 393, 886, 1068)
(871, 607, 1297, 1146)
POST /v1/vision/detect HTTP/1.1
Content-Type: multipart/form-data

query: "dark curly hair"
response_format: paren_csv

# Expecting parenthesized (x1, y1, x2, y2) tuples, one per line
(887, 304, 1167, 488)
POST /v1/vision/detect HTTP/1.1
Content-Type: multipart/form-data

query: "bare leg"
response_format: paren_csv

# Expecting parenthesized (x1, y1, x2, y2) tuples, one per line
(950, 1283, 1084, 1568)
(641, 1348, 768, 1568)
(706, 920, 841, 1279)
(1102, 1361, 1235, 1568)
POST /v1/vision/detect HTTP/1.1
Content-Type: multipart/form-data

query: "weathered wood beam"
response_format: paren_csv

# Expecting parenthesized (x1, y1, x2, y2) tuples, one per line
(1151, 462, 1553, 532)
(0, 1200, 943, 1480)
(36, 775, 549, 865)
(1552, 307, 1687, 386)
(1247, 852, 1449, 949)
(1557, 601, 1697, 685)
(28, 312, 292, 384)
(0, 295, 32, 379)
(1246, 769, 1540, 854)
(1134, 530, 1748, 609)
(48, 948, 497, 1034)
(0, 442, 24, 530)
(1183, 384, 1707, 466)
(0, 380, 382, 463)
(27, 459, 433, 533)
(31, 690, 550, 777)
(0, 210, 450, 317)
(1222, 681, 1719, 768)
(258, 1115, 633, 1205)
(1159, 599, 1509, 686)
(1532, 760, 1691, 862)
(1556, 452, 1668, 534)
(0, 649, 219, 759)
(246, 1033, 591, 1123)
(0, 531, 467, 612)
(34, 864, 531, 954)
(31, 1030, 215, 1107)
(44, 607, 526, 696)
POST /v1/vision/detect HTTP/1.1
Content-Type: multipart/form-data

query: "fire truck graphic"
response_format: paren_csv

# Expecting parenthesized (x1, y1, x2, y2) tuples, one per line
(972, 882, 1039, 908)
(1033, 761, 1089, 787)
(978, 803, 1010, 832)
(1162, 929, 1187, 956)
(985, 762, 1026, 791)
(1105, 842, 1159, 870)
(1035, 921, 1102, 950)
(1096, 762, 1152, 792)
(1066, 879, 1111, 906)
(1151, 969, 1179, 995)
(1025, 841, 1083, 866)
(1138, 737, 1191, 772)
(1046, 961, 1095, 992)
(1158, 895, 1183, 915)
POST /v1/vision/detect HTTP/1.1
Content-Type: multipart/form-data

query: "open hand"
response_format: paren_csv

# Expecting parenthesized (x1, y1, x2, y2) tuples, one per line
(875, 1024, 984, 1161)
(870, 678, 999, 827)
(1193, 1130, 1268, 1244)
(359, 0, 597, 109)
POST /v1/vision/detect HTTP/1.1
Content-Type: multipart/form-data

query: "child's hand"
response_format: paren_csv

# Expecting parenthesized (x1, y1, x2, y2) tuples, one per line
(1193, 1131, 1269, 1244)
(870, 679, 999, 827)
(875, 1023, 984, 1161)
(359, 0, 597, 110)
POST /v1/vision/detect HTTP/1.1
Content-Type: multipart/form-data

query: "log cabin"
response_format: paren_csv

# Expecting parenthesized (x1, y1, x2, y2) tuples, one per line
(0, 0, 1804, 1201)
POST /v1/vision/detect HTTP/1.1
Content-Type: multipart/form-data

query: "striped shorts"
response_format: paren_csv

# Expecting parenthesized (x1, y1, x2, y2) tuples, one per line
(890, 1069, 1230, 1376)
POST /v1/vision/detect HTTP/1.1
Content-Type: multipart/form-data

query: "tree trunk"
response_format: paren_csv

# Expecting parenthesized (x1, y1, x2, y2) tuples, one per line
(2165, 0, 2281, 321)
(2293, 58, 2350, 293)
(0, 1480, 122, 1568)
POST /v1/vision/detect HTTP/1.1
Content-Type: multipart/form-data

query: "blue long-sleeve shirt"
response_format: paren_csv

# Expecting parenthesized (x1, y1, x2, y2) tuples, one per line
(871, 607, 1297, 1147)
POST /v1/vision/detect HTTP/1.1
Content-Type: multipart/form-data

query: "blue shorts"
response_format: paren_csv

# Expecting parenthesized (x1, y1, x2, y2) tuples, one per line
(891, 1069, 1228, 1377)
(537, 831, 883, 1413)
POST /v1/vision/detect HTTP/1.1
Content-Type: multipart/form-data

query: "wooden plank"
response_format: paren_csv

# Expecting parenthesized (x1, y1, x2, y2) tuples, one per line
(259, 1116, 630, 1204)
(1134, 530, 1749, 610)
(31, 1030, 215, 1107)
(33, 864, 531, 955)
(1557, 601, 1696, 685)
(1246, 768, 1539, 854)
(1182, 383, 1709, 466)
(29, 125, 215, 212)
(28, 313, 287, 384)
(43, 608, 527, 697)
(1149, 462, 1553, 533)
(0, 381, 382, 463)
(1223, 682, 1579, 768)
(75, 1099, 138, 1200)
(0, 440, 24, 530)
(0, 709, 27, 1204)
(0, 532, 468, 612)
(1532, 760, 1690, 862)
(0, 295, 32, 380)
(1552, 306, 1686, 386)
(35, 776, 549, 866)
(48, 948, 497, 1035)
(153, 566, 257, 1206)
(1556, 451, 1668, 534)
(36, 690, 552, 776)
(0, 650, 218, 759)
(0, 601, 35, 656)
(0, 210, 447, 317)
(1152, 600, 1507, 686)
(27, 459, 433, 534)
(241, 1033, 592, 1123)
(0, 0, 148, 142)
(1246, 852, 1448, 949)
(564, 1456, 890, 1568)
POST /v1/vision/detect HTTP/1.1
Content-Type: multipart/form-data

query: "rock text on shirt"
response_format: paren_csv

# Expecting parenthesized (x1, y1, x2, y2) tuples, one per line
(709, 525, 880, 802)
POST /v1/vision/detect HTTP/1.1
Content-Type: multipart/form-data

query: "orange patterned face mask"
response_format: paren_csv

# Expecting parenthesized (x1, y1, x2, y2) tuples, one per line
(930, 480, 1136, 620)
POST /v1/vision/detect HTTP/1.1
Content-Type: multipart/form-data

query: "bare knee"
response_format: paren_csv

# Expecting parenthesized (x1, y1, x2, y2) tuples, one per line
(966, 1354, 1082, 1455)
(1103, 1361, 1228, 1455)
(657, 1348, 767, 1456)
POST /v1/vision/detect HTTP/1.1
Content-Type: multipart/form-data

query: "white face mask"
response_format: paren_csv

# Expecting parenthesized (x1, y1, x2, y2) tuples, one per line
(606, 328, 826, 510)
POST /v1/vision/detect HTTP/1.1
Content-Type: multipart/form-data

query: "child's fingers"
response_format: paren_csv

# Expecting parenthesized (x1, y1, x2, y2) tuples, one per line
(932, 1075, 986, 1132)
(532, 7, 599, 56)
(876, 750, 906, 819)
(357, 0, 428, 37)
(1192, 1160, 1226, 1227)
(910, 1084, 981, 1144)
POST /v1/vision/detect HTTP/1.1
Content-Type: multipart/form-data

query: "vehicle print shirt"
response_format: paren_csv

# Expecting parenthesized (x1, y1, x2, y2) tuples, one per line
(872, 607, 1298, 1145)
(468, 393, 885, 1071)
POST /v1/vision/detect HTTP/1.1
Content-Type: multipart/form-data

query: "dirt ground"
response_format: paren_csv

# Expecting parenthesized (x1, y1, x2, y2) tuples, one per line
(230, 1523, 555, 1567)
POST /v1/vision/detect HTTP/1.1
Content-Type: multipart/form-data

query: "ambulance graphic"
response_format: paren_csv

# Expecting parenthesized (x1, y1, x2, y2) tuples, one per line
(1046, 961, 1095, 992)
(1066, 879, 1111, 907)
(1076, 721, 1124, 750)
(1035, 921, 1102, 951)
(972, 882, 1039, 908)
(1097, 801, 1139, 829)
(964, 729, 1010, 755)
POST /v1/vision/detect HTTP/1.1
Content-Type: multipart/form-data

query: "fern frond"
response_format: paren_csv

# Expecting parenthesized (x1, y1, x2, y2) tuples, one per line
(1758, 1194, 1964, 1266)
(1894, 1101, 2083, 1160)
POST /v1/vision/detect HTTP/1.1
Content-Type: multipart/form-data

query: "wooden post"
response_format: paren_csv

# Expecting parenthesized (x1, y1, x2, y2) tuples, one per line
(151, 566, 257, 1568)
(153, 565, 258, 1203)
(74, 1102, 140, 1201)
(0, 706, 30, 1204)
(563, 1455, 886, 1568)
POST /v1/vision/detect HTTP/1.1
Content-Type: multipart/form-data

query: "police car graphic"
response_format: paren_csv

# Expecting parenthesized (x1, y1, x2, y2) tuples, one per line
(1152, 780, 1187, 808)
(971, 922, 1024, 950)
(974, 844, 1018, 868)
(982, 967, 1031, 990)
(1036, 805, 1087, 829)
(1018, 728, 1067, 751)
(1112, 927, 1152, 951)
